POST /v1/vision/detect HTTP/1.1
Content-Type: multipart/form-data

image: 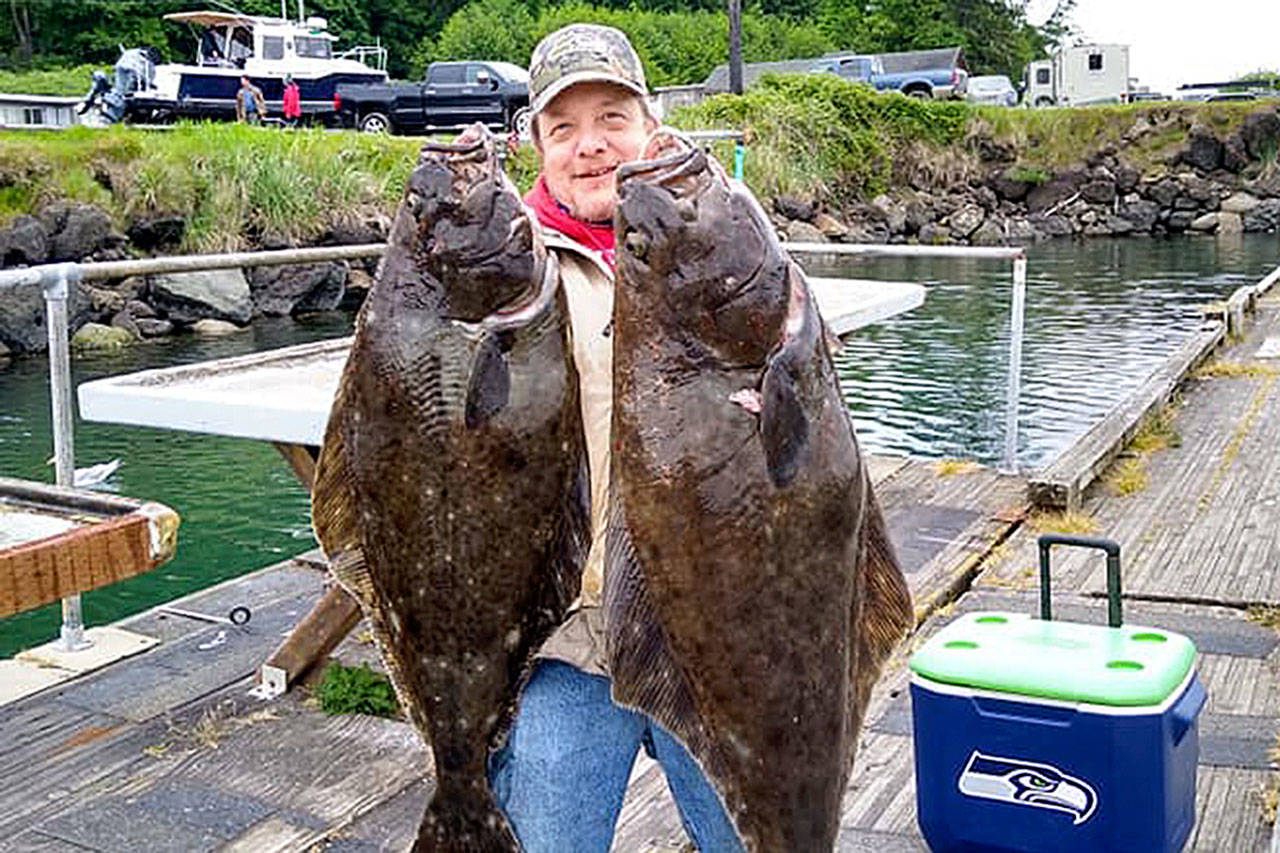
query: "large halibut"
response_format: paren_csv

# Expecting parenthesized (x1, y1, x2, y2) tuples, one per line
(607, 130, 913, 852)
(311, 126, 587, 852)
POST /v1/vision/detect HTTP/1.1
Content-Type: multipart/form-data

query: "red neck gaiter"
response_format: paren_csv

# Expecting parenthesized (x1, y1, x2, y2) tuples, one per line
(525, 175, 616, 270)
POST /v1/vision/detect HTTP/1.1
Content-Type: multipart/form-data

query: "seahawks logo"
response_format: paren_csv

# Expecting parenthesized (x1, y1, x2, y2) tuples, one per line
(957, 751, 1098, 825)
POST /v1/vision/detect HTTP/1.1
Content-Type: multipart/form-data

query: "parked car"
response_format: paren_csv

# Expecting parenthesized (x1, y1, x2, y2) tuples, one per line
(812, 47, 968, 99)
(966, 74, 1017, 107)
(334, 60, 530, 135)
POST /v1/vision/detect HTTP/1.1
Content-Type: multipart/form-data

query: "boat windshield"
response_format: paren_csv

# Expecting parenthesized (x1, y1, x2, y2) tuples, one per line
(295, 36, 333, 60)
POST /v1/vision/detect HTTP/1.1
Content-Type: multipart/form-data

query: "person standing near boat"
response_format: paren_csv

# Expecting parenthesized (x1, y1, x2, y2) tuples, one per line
(235, 75, 265, 124)
(283, 75, 302, 127)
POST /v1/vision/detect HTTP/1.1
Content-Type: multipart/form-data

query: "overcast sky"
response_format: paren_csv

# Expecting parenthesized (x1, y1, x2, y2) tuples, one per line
(1024, 0, 1280, 95)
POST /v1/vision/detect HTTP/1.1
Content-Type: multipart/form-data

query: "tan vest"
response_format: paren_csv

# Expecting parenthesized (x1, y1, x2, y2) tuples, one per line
(537, 234, 615, 675)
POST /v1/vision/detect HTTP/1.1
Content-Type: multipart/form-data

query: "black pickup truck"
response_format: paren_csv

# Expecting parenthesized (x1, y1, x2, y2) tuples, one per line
(334, 60, 530, 135)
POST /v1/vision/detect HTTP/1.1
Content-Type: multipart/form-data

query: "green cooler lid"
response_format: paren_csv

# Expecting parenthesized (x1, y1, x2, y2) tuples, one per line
(909, 611, 1197, 707)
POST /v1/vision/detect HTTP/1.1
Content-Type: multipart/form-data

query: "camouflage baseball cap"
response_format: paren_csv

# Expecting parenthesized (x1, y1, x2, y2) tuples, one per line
(528, 24, 648, 117)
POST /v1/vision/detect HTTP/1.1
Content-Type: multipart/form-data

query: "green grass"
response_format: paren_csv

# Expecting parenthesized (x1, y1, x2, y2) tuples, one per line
(0, 64, 101, 96)
(0, 123, 422, 251)
(316, 662, 401, 718)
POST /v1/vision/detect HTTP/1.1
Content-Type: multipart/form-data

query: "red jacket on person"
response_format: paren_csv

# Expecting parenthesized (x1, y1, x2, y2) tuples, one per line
(283, 82, 301, 120)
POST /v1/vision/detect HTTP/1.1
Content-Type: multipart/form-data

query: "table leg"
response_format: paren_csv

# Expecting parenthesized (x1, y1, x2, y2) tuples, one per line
(255, 442, 362, 697)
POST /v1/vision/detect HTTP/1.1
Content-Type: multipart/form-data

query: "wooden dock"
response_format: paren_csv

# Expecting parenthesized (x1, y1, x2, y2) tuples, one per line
(3, 289, 1280, 852)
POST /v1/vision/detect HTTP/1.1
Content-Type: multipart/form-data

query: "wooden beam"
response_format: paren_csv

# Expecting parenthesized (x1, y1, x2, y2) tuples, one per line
(272, 442, 318, 491)
(1028, 324, 1225, 510)
(0, 515, 159, 618)
(259, 584, 362, 696)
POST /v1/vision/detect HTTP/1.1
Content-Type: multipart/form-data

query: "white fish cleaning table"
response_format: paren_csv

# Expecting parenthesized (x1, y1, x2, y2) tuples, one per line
(76, 276, 925, 694)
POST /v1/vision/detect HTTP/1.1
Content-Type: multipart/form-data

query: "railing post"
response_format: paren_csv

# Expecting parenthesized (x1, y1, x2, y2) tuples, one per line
(1003, 255, 1027, 474)
(43, 262, 92, 652)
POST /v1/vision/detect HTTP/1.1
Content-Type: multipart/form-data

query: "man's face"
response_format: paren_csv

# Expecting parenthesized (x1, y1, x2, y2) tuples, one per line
(535, 81, 655, 223)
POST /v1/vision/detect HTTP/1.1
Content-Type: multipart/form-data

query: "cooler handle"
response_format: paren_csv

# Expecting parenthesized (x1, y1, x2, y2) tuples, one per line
(1170, 678, 1206, 746)
(1037, 534, 1122, 627)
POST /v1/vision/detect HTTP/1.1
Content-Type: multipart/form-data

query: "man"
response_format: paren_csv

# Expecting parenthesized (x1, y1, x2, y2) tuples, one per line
(282, 74, 302, 127)
(235, 75, 265, 124)
(484, 24, 746, 853)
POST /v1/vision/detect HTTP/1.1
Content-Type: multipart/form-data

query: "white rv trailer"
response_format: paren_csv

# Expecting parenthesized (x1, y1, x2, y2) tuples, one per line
(1024, 44, 1130, 107)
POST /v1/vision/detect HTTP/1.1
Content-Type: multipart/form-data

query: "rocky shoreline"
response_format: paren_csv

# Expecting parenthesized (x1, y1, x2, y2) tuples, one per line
(2, 107, 1280, 356)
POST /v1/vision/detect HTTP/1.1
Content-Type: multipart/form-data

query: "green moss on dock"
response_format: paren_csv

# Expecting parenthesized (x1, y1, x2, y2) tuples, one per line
(316, 662, 401, 718)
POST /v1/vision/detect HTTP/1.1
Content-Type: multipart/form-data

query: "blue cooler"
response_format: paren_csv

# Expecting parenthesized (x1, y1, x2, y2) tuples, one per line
(909, 535, 1206, 853)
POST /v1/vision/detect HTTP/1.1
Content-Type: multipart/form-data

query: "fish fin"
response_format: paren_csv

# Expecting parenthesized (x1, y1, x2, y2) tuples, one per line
(851, 476, 913, 714)
(604, 499, 728, 803)
(759, 352, 809, 488)
(464, 332, 510, 429)
(311, 368, 366, 588)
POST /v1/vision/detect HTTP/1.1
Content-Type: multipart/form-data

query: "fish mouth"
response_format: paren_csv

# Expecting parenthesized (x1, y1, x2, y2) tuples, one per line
(617, 127, 710, 198)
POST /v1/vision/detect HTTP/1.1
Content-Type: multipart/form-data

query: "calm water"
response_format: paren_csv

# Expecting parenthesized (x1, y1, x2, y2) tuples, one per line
(2, 235, 1278, 655)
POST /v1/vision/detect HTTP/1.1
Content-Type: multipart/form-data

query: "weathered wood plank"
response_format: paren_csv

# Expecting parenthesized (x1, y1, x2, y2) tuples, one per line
(1029, 323, 1225, 510)
(259, 584, 362, 694)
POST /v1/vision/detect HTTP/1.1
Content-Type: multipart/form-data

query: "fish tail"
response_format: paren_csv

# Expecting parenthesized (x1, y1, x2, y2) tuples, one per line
(411, 787, 518, 853)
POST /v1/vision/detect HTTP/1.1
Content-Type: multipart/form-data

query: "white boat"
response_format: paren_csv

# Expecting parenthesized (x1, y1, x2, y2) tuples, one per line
(86, 4, 387, 125)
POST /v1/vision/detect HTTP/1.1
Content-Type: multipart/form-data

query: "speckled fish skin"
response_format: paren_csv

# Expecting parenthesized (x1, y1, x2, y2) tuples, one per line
(311, 125, 587, 852)
(607, 131, 914, 853)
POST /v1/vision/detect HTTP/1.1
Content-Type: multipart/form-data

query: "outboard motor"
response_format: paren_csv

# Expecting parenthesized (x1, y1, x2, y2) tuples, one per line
(90, 46, 159, 123)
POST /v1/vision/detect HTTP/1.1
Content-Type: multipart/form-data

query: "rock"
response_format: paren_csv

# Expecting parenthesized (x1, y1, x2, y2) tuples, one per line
(947, 204, 985, 238)
(1118, 199, 1161, 232)
(0, 340, 10, 358)
(904, 197, 933, 233)
(71, 322, 133, 350)
(1026, 169, 1087, 214)
(150, 268, 252, 325)
(869, 196, 906, 234)
(1079, 209, 1098, 226)
(1113, 162, 1141, 193)
(1173, 195, 1202, 211)
(971, 185, 999, 212)
(1180, 125, 1223, 172)
(1104, 216, 1135, 236)
(1178, 173, 1217, 203)
(135, 318, 175, 337)
(191, 318, 242, 336)
(1005, 218, 1039, 243)
(785, 220, 827, 243)
(1221, 133, 1250, 172)
(111, 275, 148, 303)
(322, 217, 390, 246)
(916, 223, 952, 245)
(1079, 179, 1117, 205)
(39, 202, 115, 262)
(813, 212, 849, 240)
(1243, 199, 1280, 232)
(0, 279, 94, 353)
(125, 214, 186, 251)
(1189, 212, 1219, 232)
(1240, 110, 1280, 160)
(109, 310, 142, 340)
(125, 298, 157, 318)
(1217, 211, 1243, 234)
(340, 268, 374, 311)
(1219, 192, 1261, 214)
(248, 261, 347, 316)
(1143, 178, 1180, 207)
(989, 170, 1033, 202)
(84, 284, 127, 316)
(0, 215, 49, 266)
(1165, 210, 1196, 232)
(1028, 214, 1072, 237)
(773, 194, 816, 222)
(1245, 172, 1280, 199)
(970, 219, 1006, 246)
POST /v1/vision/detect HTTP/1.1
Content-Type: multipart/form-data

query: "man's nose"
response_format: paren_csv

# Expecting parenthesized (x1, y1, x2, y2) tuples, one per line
(575, 126, 607, 156)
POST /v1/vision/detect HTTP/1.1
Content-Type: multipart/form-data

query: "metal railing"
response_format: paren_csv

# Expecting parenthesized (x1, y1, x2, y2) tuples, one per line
(783, 242, 1029, 474)
(0, 245, 382, 651)
(1, 238, 1027, 647)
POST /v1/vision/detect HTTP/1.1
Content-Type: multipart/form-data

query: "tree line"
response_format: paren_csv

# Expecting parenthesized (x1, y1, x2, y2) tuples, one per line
(2, 0, 1075, 85)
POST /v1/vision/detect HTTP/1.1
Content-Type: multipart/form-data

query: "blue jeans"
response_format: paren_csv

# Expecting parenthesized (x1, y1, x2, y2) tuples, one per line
(488, 659, 745, 853)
